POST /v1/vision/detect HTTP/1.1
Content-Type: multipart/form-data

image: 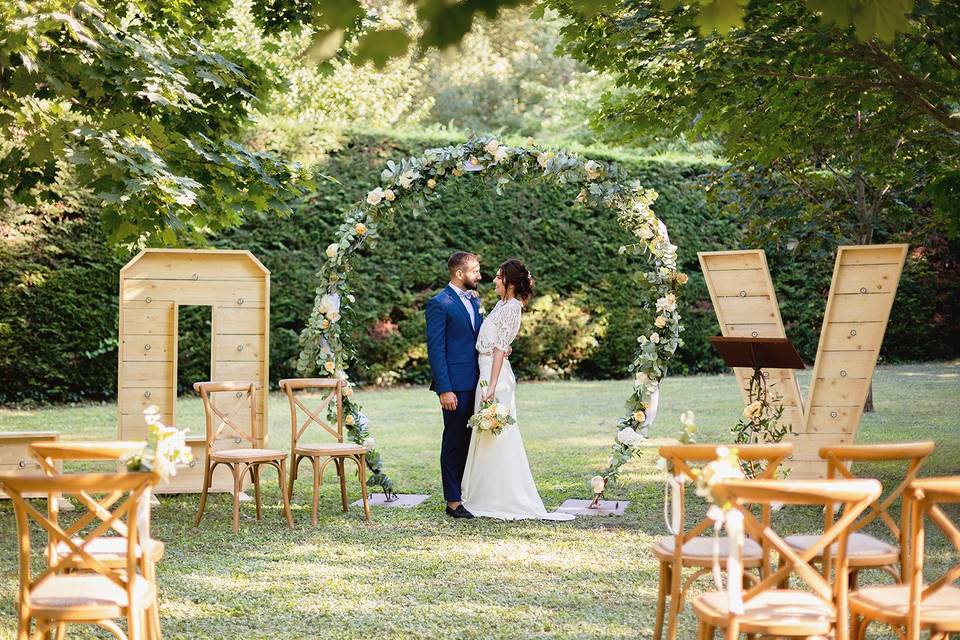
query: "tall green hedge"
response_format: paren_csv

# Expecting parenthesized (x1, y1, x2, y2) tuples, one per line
(2, 132, 957, 403)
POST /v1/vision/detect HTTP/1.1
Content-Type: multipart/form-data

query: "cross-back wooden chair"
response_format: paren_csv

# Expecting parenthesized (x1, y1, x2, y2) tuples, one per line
(28, 441, 166, 575)
(279, 378, 371, 525)
(0, 471, 161, 640)
(693, 478, 881, 640)
(851, 476, 960, 640)
(784, 441, 934, 587)
(193, 381, 294, 533)
(654, 443, 794, 640)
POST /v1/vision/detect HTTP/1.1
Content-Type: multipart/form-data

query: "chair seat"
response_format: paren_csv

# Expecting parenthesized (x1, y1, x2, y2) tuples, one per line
(211, 448, 287, 463)
(29, 574, 155, 619)
(295, 442, 367, 456)
(784, 532, 899, 567)
(56, 536, 165, 565)
(654, 536, 765, 568)
(850, 584, 960, 630)
(693, 589, 835, 635)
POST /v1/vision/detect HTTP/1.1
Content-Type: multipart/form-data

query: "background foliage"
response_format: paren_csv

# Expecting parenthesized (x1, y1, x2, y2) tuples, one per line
(2, 132, 956, 403)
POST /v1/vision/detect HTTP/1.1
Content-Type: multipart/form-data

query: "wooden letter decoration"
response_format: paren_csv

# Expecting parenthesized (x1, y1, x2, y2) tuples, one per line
(699, 245, 908, 478)
(117, 249, 270, 493)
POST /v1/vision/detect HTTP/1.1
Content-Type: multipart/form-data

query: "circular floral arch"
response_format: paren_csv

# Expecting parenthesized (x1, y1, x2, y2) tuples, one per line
(296, 136, 690, 496)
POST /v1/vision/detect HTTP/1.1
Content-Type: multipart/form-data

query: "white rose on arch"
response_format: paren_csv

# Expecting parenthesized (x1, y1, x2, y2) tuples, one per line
(398, 170, 420, 189)
(325, 243, 339, 259)
(366, 187, 384, 205)
(483, 139, 501, 156)
(617, 426, 644, 447)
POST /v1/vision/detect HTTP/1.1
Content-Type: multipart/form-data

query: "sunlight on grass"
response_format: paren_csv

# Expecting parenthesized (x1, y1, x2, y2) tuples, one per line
(0, 361, 958, 638)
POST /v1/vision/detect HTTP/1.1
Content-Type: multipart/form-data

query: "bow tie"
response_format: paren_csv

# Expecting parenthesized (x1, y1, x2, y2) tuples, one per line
(459, 289, 478, 300)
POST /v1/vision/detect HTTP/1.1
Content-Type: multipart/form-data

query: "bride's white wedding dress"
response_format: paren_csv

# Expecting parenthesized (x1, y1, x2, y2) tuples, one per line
(461, 298, 575, 521)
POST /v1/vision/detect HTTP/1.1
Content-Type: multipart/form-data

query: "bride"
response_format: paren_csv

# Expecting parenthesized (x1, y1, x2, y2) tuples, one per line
(461, 258, 575, 521)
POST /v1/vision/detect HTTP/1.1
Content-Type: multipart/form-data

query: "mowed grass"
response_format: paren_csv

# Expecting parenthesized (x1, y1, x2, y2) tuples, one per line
(0, 361, 958, 639)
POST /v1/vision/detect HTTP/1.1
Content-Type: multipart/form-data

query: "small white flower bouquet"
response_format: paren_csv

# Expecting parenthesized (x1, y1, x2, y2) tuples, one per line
(124, 406, 193, 483)
(467, 381, 515, 436)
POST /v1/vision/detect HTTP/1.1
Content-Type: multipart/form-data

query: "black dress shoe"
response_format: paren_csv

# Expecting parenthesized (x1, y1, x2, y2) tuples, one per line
(445, 504, 475, 519)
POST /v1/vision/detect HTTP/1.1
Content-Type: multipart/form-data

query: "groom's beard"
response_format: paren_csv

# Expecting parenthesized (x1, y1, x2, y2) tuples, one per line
(462, 276, 480, 290)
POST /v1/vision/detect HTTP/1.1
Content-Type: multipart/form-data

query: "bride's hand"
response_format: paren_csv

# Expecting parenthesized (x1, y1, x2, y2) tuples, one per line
(482, 387, 496, 403)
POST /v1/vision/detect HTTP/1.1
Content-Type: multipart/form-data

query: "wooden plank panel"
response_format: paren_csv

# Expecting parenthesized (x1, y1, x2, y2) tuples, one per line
(716, 296, 779, 324)
(838, 245, 909, 265)
(124, 252, 267, 280)
(216, 307, 267, 334)
(806, 407, 862, 435)
(214, 335, 265, 362)
(723, 323, 783, 338)
(706, 269, 770, 297)
(119, 387, 173, 414)
(834, 263, 904, 295)
(214, 361, 262, 381)
(121, 413, 173, 431)
(122, 305, 175, 335)
(814, 351, 878, 378)
(120, 361, 174, 387)
(122, 280, 266, 305)
(820, 322, 887, 351)
(700, 251, 766, 271)
(121, 334, 174, 362)
(809, 377, 871, 407)
(826, 293, 894, 323)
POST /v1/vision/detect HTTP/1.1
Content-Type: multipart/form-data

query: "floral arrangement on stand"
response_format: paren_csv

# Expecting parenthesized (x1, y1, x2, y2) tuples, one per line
(731, 368, 794, 478)
(296, 135, 688, 496)
(124, 405, 193, 482)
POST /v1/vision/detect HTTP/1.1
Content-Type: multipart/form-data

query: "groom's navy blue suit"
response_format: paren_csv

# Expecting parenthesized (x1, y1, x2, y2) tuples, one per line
(426, 285, 482, 502)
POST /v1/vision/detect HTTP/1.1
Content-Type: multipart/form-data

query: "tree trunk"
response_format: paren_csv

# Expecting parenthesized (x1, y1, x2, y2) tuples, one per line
(863, 382, 874, 413)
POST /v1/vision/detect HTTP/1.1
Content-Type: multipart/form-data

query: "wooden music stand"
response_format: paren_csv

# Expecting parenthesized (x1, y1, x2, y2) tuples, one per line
(708, 336, 805, 372)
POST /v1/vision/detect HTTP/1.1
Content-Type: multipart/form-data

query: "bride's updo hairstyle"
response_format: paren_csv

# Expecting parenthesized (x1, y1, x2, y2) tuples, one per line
(499, 258, 535, 304)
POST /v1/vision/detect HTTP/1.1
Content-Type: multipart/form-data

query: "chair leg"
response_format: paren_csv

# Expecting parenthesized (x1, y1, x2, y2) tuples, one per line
(278, 459, 294, 528)
(16, 604, 30, 640)
(231, 464, 243, 534)
(194, 459, 213, 527)
(128, 607, 141, 640)
(288, 455, 299, 503)
(54, 622, 65, 640)
(252, 464, 262, 521)
(357, 454, 371, 522)
(310, 456, 321, 527)
(666, 559, 683, 640)
(149, 601, 162, 640)
(337, 458, 349, 512)
(654, 560, 668, 640)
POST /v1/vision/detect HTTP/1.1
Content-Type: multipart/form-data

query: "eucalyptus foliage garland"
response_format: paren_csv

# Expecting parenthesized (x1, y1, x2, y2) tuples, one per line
(296, 136, 689, 495)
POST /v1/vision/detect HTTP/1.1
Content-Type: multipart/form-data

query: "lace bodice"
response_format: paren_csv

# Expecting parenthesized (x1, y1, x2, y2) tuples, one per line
(476, 298, 522, 355)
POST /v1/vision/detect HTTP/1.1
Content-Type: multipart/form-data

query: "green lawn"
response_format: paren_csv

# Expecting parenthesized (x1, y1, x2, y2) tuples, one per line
(1, 361, 958, 639)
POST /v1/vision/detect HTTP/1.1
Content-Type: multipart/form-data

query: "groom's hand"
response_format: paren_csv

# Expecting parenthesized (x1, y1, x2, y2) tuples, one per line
(439, 392, 458, 411)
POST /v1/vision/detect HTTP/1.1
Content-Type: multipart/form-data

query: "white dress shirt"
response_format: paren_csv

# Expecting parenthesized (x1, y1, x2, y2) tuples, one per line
(448, 282, 476, 326)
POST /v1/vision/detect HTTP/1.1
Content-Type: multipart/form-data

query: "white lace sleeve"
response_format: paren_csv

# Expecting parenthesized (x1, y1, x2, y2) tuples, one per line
(489, 299, 522, 352)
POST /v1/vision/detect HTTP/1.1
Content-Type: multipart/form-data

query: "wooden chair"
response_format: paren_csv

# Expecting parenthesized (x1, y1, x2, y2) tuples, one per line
(850, 476, 960, 640)
(193, 381, 294, 533)
(0, 471, 161, 640)
(654, 443, 794, 640)
(27, 441, 166, 574)
(279, 378, 371, 525)
(692, 477, 881, 640)
(784, 441, 934, 588)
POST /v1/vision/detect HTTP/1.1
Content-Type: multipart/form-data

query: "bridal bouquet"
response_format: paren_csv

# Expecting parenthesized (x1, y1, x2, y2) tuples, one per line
(468, 381, 515, 436)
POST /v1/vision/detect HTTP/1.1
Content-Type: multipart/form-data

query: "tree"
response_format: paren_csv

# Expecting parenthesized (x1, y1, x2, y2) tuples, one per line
(545, 0, 959, 409)
(546, 0, 958, 243)
(1, 1, 309, 247)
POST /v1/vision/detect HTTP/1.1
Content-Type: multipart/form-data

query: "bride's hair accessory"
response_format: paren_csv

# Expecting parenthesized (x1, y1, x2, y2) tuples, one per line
(499, 258, 535, 304)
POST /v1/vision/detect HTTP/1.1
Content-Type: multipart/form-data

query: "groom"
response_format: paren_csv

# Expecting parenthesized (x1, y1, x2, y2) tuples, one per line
(425, 251, 483, 519)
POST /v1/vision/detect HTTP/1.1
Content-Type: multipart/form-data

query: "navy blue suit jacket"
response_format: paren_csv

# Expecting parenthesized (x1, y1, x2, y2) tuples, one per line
(425, 285, 482, 394)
